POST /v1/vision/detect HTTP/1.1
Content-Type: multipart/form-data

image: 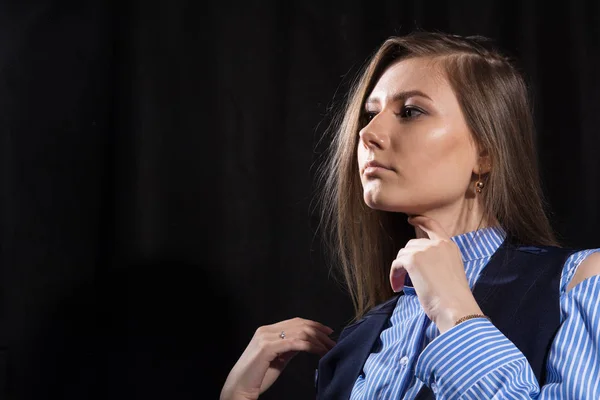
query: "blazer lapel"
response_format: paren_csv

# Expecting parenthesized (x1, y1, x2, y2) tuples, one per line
(316, 295, 400, 399)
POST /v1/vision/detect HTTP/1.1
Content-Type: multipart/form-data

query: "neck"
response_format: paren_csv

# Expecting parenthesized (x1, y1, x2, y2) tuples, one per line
(413, 196, 497, 239)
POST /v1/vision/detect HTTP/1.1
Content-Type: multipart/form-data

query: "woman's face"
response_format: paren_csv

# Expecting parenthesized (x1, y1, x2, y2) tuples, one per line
(357, 57, 480, 215)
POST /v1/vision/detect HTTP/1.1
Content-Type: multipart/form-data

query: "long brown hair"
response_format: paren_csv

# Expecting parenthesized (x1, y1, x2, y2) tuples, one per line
(315, 32, 558, 321)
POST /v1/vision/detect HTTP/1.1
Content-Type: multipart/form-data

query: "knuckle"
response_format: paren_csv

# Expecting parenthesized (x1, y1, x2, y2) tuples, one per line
(298, 330, 309, 340)
(404, 254, 418, 270)
(407, 253, 417, 264)
(305, 326, 317, 336)
(303, 320, 316, 329)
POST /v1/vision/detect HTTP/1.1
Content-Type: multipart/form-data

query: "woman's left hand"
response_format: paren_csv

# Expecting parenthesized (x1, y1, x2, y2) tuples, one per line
(389, 215, 484, 334)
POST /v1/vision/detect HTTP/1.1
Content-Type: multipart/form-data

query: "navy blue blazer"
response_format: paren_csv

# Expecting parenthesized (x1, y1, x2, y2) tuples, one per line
(315, 242, 578, 399)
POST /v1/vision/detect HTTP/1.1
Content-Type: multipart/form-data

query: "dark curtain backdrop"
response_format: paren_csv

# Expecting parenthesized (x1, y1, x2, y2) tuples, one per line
(1, 0, 599, 399)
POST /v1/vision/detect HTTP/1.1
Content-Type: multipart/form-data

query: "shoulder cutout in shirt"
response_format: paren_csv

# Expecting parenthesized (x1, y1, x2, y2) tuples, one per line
(566, 251, 600, 292)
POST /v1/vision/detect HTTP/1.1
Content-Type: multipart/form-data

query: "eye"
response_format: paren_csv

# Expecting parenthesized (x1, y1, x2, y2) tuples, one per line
(363, 111, 378, 123)
(399, 106, 424, 119)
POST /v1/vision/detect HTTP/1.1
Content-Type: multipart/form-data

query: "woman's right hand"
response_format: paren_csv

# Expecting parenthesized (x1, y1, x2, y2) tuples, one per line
(220, 317, 336, 400)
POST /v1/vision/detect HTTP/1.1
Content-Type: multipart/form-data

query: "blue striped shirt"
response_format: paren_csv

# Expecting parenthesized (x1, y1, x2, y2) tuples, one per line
(349, 226, 600, 399)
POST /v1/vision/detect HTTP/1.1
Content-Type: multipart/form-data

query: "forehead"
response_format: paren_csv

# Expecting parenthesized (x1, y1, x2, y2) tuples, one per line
(368, 57, 451, 102)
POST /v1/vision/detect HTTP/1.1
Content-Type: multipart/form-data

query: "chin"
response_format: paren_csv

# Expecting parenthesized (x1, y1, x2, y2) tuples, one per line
(363, 193, 401, 213)
(362, 191, 423, 215)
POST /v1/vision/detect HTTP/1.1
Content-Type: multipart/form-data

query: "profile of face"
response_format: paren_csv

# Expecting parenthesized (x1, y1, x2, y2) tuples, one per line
(357, 57, 482, 216)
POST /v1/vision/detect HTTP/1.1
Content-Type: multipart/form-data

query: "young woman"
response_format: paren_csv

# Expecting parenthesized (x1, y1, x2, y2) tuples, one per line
(220, 32, 600, 399)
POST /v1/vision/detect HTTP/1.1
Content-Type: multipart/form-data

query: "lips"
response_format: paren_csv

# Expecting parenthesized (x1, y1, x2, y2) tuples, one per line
(363, 160, 393, 173)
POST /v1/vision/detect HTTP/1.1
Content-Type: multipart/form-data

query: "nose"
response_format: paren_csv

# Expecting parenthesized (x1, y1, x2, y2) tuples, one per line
(359, 123, 389, 150)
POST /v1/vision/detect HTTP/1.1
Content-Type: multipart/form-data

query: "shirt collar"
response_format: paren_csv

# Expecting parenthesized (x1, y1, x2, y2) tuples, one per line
(451, 225, 506, 262)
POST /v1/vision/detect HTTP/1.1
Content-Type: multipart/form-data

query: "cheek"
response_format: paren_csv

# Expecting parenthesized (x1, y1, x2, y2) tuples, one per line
(433, 140, 474, 191)
(403, 128, 474, 188)
(356, 143, 368, 179)
(356, 142, 365, 163)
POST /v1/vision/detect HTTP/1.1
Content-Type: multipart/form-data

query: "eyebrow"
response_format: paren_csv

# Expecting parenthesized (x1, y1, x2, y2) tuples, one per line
(365, 90, 433, 107)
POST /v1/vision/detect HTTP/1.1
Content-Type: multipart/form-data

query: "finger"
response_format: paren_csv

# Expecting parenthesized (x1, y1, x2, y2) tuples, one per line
(297, 326, 336, 350)
(403, 238, 431, 249)
(276, 318, 334, 336)
(407, 215, 449, 240)
(396, 247, 410, 258)
(301, 320, 335, 336)
(389, 259, 407, 293)
(273, 338, 329, 358)
(316, 331, 337, 349)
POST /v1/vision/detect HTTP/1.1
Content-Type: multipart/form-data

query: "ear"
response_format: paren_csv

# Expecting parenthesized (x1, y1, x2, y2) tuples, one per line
(475, 147, 492, 175)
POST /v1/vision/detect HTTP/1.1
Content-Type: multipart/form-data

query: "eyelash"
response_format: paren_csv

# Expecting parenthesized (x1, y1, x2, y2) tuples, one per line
(364, 106, 425, 122)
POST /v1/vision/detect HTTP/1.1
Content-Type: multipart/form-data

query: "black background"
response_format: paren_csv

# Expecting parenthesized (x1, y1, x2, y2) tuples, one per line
(1, 1, 599, 399)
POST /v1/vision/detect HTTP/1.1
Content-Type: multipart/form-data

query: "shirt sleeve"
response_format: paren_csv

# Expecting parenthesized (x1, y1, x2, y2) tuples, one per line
(414, 250, 600, 400)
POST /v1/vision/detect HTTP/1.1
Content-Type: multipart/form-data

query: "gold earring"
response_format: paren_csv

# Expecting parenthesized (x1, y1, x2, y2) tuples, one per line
(475, 170, 485, 193)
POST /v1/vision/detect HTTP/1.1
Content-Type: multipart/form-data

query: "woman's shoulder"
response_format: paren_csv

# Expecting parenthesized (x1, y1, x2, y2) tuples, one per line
(560, 248, 600, 294)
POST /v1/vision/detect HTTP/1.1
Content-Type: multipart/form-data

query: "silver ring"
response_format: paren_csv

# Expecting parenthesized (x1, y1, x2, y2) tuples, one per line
(279, 330, 285, 339)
